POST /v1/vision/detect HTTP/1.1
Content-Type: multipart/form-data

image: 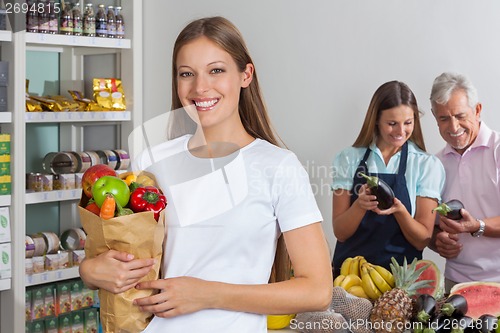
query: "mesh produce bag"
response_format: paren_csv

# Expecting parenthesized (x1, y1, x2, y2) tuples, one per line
(294, 309, 349, 333)
(330, 287, 374, 333)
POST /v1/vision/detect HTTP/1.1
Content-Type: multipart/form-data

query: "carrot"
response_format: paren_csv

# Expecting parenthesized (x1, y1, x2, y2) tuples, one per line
(99, 194, 116, 220)
(85, 202, 101, 216)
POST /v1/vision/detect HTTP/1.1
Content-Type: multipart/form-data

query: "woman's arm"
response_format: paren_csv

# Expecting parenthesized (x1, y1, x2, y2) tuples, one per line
(134, 222, 333, 318)
(79, 250, 156, 293)
(388, 196, 438, 250)
(332, 185, 377, 241)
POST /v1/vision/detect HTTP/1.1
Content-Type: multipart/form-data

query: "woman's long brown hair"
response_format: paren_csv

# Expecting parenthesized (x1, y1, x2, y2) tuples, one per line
(353, 80, 426, 151)
(170, 16, 290, 283)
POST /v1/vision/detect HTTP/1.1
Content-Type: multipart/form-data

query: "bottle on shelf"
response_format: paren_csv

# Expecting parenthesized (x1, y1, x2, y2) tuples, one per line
(106, 5, 116, 38)
(72, 2, 83, 36)
(38, 0, 50, 34)
(59, 2, 73, 35)
(95, 4, 107, 38)
(83, 3, 96, 37)
(115, 6, 124, 39)
(48, 0, 58, 34)
(26, 0, 39, 33)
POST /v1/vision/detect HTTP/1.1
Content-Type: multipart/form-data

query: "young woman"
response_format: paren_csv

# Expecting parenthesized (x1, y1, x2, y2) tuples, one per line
(331, 81, 445, 276)
(79, 16, 332, 333)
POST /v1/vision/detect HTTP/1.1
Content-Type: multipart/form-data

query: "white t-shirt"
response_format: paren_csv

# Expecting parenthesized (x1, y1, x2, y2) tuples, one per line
(135, 135, 322, 333)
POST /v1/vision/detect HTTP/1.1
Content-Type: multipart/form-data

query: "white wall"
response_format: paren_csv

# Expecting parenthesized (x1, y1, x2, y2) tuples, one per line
(143, 0, 500, 272)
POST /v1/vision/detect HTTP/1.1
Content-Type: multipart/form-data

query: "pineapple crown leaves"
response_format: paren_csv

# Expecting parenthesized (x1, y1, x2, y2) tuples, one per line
(389, 257, 433, 296)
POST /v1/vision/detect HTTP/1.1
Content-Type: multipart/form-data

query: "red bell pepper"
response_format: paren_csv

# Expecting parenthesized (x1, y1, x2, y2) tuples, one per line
(129, 186, 167, 221)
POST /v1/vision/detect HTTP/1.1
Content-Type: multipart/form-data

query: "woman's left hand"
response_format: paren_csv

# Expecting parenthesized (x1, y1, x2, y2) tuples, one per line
(373, 197, 405, 215)
(134, 277, 212, 318)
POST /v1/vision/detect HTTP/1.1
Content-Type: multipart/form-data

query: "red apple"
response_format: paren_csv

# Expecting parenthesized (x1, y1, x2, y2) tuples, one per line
(81, 164, 117, 198)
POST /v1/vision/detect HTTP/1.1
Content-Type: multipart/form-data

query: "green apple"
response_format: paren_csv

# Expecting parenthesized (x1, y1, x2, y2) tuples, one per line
(92, 176, 130, 208)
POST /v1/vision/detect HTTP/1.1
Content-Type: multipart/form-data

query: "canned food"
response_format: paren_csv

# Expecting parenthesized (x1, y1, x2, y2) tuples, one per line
(53, 174, 76, 190)
(41, 174, 53, 191)
(42, 152, 78, 174)
(27, 173, 43, 192)
(113, 149, 130, 170)
(25, 235, 35, 258)
(40, 231, 60, 254)
(85, 150, 101, 166)
(31, 234, 48, 257)
(60, 228, 86, 251)
(96, 150, 118, 170)
(70, 151, 92, 173)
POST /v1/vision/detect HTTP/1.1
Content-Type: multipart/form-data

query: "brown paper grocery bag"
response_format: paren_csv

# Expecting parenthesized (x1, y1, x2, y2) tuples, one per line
(78, 206, 165, 333)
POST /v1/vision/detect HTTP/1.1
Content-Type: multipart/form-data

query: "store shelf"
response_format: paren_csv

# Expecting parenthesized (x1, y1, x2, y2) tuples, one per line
(26, 189, 81, 205)
(26, 33, 131, 49)
(26, 266, 80, 287)
(0, 195, 11, 206)
(0, 112, 12, 123)
(25, 111, 131, 123)
(0, 279, 10, 291)
(0, 30, 12, 42)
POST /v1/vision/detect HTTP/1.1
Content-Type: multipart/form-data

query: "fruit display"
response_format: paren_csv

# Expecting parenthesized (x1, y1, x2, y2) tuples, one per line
(319, 257, 500, 333)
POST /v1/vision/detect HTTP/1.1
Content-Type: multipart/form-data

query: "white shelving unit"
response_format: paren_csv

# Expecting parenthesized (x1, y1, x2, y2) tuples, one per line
(0, 2, 143, 332)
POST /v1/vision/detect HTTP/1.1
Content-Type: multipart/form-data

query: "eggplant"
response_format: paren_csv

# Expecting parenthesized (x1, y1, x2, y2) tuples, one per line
(414, 294, 437, 323)
(449, 316, 475, 333)
(358, 172, 395, 209)
(476, 314, 498, 333)
(440, 294, 468, 318)
(427, 314, 452, 333)
(433, 199, 464, 220)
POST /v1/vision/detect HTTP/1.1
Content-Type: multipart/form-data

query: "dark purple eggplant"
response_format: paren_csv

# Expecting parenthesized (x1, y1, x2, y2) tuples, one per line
(433, 200, 464, 220)
(476, 314, 498, 333)
(358, 172, 395, 209)
(427, 314, 452, 333)
(414, 294, 437, 323)
(440, 294, 468, 317)
(449, 316, 475, 333)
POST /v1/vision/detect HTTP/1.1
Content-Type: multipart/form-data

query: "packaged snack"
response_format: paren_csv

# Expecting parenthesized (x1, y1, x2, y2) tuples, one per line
(92, 78, 126, 111)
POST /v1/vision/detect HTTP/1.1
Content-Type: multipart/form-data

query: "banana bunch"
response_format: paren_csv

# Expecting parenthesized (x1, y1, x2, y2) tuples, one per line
(334, 256, 395, 300)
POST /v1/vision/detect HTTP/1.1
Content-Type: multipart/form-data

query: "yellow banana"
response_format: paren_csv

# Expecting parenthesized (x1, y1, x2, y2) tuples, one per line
(333, 274, 345, 287)
(358, 257, 367, 275)
(340, 257, 353, 277)
(373, 264, 395, 288)
(367, 265, 392, 293)
(349, 257, 360, 276)
(347, 285, 369, 299)
(360, 264, 382, 300)
(339, 274, 362, 290)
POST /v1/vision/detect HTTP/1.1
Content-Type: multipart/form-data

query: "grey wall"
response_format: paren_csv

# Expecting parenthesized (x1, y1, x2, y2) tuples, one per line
(143, 0, 500, 271)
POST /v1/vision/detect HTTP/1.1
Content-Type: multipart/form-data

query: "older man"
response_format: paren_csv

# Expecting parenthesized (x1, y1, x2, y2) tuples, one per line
(430, 72, 500, 292)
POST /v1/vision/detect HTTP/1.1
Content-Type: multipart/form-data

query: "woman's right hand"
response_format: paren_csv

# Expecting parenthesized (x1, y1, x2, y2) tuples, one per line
(355, 184, 379, 211)
(79, 250, 156, 294)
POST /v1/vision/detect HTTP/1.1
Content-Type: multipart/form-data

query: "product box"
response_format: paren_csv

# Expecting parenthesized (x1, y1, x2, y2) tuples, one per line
(31, 287, 45, 320)
(72, 310, 84, 333)
(0, 242, 11, 279)
(0, 86, 6, 112)
(55, 282, 72, 316)
(0, 134, 10, 154)
(43, 284, 56, 318)
(0, 206, 10, 243)
(58, 313, 72, 333)
(25, 288, 32, 322)
(44, 316, 58, 333)
(0, 175, 10, 195)
(0, 61, 8, 86)
(27, 318, 45, 333)
(70, 279, 84, 311)
(0, 154, 9, 176)
(83, 307, 99, 333)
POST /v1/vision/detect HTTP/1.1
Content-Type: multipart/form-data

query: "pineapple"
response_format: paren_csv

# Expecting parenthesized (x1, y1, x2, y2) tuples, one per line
(369, 257, 431, 333)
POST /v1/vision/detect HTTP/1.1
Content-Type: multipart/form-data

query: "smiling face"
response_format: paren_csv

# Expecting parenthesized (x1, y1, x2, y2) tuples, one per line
(432, 89, 481, 154)
(376, 105, 414, 152)
(176, 36, 253, 133)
